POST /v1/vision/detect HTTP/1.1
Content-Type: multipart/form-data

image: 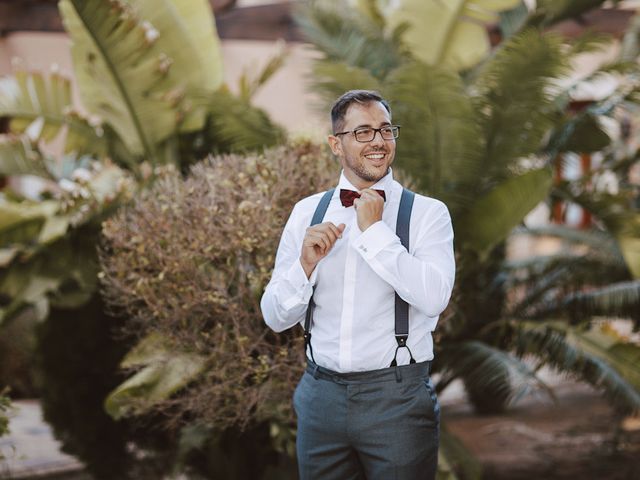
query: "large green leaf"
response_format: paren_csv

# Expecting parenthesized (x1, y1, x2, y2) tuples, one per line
(385, 61, 484, 211)
(105, 332, 207, 420)
(59, 0, 223, 161)
(0, 71, 104, 155)
(456, 168, 553, 257)
(0, 234, 99, 325)
(120, 0, 224, 131)
(385, 0, 520, 71)
(0, 134, 54, 179)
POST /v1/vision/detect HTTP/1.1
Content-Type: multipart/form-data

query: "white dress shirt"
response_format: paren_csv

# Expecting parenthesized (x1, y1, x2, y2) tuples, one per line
(260, 169, 455, 372)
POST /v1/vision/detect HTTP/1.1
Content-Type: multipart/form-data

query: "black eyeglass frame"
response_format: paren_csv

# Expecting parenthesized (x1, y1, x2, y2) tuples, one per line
(333, 125, 401, 143)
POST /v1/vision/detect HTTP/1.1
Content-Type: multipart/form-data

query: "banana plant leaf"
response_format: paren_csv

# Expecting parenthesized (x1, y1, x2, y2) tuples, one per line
(0, 200, 61, 247)
(456, 168, 553, 257)
(59, 0, 223, 161)
(118, 0, 224, 132)
(0, 71, 104, 155)
(0, 134, 56, 179)
(384, 0, 520, 71)
(105, 332, 208, 420)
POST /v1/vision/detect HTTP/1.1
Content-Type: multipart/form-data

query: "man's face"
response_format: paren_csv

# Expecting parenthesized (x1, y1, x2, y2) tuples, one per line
(328, 101, 396, 190)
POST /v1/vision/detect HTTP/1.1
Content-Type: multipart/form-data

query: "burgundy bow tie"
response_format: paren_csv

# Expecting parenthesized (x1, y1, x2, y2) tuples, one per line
(339, 189, 386, 207)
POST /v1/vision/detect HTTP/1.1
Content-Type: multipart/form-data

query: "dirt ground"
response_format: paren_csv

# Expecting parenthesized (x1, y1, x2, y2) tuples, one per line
(443, 381, 640, 480)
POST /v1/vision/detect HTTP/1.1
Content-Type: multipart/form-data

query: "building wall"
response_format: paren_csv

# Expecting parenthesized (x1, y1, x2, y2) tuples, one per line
(0, 32, 327, 137)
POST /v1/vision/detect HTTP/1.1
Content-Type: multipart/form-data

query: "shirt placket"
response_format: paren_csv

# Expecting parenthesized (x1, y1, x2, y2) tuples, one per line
(338, 217, 359, 371)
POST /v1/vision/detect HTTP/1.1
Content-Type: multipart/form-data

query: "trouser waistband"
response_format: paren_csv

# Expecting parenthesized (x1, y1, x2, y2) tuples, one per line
(306, 359, 432, 384)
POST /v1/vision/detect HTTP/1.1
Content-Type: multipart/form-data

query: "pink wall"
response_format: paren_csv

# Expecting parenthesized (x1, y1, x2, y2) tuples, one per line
(0, 32, 327, 137)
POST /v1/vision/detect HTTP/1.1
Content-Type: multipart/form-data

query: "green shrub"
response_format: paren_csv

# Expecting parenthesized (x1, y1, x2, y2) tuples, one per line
(99, 141, 338, 430)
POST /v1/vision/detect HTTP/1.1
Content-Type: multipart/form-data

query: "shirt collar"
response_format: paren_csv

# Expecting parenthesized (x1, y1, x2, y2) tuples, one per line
(337, 168, 394, 196)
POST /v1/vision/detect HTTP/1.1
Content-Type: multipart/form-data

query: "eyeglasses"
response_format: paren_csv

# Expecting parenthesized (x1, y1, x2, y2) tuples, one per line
(334, 125, 400, 143)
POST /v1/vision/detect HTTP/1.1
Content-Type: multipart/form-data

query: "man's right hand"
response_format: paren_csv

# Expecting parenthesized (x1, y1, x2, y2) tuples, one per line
(300, 222, 346, 278)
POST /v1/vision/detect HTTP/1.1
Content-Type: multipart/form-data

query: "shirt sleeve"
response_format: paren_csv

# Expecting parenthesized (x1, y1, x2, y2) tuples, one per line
(351, 200, 455, 317)
(260, 204, 317, 332)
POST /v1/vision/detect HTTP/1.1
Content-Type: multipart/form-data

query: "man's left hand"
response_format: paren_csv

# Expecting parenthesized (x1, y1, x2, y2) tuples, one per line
(354, 189, 384, 231)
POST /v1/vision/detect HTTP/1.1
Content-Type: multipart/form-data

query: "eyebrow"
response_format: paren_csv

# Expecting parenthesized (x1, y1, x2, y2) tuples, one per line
(354, 122, 392, 129)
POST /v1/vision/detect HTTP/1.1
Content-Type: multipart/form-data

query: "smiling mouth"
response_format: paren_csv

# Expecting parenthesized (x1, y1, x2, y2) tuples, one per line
(364, 152, 386, 161)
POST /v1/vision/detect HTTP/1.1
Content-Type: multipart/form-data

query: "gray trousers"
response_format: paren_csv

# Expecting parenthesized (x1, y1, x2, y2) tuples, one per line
(293, 360, 440, 480)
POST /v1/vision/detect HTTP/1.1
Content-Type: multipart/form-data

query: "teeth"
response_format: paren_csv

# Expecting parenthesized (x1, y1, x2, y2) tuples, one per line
(365, 154, 384, 159)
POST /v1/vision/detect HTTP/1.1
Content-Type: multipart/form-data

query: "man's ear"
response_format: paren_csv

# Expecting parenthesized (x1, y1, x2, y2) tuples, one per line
(328, 135, 342, 157)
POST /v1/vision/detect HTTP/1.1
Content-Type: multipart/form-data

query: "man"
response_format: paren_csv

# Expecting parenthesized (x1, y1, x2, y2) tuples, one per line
(261, 90, 455, 480)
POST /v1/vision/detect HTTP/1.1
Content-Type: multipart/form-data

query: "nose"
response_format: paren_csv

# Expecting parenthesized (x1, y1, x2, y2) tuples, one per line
(370, 129, 385, 146)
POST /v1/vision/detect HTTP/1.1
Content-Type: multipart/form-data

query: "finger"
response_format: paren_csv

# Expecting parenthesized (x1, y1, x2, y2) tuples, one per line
(308, 231, 332, 251)
(323, 222, 343, 239)
(311, 225, 338, 245)
(305, 231, 328, 250)
(360, 189, 382, 202)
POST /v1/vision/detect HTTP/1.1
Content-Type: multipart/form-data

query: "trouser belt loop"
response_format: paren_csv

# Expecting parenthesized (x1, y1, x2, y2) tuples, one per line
(311, 363, 320, 379)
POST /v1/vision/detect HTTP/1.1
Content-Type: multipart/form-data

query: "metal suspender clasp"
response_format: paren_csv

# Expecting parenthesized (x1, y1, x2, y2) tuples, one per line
(391, 336, 416, 368)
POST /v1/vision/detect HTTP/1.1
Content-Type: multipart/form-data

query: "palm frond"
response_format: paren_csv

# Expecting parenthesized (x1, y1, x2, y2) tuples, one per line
(206, 90, 286, 155)
(568, 30, 613, 56)
(531, 280, 640, 320)
(472, 29, 568, 178)
(526, 0, 615, 29)
(294, 0, 406, 81)
(438, 340, 552, 407)
(384, 61, 484, 212)
(309, 60, 381, 110)
(515, 322, 640, 413)
(238, 42, 288, 102)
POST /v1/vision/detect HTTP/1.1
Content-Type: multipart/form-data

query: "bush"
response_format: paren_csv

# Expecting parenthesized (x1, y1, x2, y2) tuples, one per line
(99, 141, 338, 430)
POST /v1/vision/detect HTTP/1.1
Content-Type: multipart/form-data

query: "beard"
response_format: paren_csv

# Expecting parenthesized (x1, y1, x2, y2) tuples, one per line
(344, 152, 391, 184)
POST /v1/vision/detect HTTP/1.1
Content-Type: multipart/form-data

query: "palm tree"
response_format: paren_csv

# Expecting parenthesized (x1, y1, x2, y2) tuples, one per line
(295, 0, 640, 416)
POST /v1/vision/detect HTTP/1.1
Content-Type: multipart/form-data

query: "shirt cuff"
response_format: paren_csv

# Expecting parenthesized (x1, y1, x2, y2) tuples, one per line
(281, 258, 316, 310)
(351, 220, 399, 260)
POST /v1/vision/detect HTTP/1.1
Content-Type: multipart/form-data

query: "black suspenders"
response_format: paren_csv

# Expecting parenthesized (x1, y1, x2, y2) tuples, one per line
(303, 187, 416, 368)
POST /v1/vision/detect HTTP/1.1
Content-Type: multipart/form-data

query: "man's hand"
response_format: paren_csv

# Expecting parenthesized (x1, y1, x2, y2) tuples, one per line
(354, 189, 384, 232)
(300, 222, 346, 278)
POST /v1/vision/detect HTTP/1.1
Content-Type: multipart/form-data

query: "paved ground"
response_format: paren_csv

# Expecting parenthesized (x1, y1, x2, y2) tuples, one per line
(0, 400, 85, 479)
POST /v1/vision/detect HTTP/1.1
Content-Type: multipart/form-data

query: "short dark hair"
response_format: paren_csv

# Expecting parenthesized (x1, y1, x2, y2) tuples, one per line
(330, 90, 391, 134)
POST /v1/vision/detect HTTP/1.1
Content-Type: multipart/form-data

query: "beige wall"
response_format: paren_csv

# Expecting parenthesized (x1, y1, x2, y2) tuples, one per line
(0, 32, 327, 136)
